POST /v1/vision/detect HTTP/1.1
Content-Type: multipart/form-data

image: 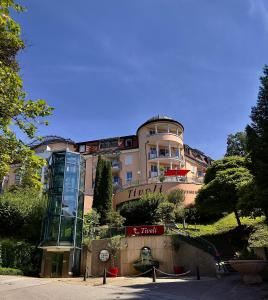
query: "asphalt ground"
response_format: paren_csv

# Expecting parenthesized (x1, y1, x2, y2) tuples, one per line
(0, 274, 267, 299)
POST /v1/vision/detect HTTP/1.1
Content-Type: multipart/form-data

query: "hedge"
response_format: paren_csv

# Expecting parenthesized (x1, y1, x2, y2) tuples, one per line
(0, 267, 23, 276)
(0, 239, 42, 276)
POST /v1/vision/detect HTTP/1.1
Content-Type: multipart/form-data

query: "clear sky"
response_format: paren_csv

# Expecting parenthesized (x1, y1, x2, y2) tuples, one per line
(15, 0, 268, 159)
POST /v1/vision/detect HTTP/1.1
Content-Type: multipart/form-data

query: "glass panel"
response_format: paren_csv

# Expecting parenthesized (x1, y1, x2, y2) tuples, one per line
(66, 152, 79, 164)
(48, 193, 62, 215)
(77, 192, 84, 219)
(51, 253, 63, 278)
(75, 219, 83, 248)
(62, 194, 77, 217)
(46, 216, 59, 242)
(60, 216, 75, 243)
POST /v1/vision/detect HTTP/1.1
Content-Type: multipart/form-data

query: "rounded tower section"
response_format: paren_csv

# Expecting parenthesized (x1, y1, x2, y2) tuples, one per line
(137, 115, 184, 183)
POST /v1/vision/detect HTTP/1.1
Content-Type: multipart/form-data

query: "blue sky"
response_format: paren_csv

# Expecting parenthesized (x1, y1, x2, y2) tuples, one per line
(15, 0, 268, 159)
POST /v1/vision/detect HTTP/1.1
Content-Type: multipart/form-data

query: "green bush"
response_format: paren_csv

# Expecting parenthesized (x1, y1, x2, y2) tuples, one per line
(0, 267, 23, 276)
(0, 239, 42, 276)
(120, 193, 165, 225)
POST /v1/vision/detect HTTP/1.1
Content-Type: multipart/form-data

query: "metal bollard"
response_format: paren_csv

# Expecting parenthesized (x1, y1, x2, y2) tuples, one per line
(196, 266, 200, 280)
(83, 268, 87, 281)
(103, 267, 107, 285)
(152, 267, 156, 283)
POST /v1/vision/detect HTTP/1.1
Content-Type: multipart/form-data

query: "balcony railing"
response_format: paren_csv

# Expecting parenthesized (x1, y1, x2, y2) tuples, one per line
(148, 153, 183, 161)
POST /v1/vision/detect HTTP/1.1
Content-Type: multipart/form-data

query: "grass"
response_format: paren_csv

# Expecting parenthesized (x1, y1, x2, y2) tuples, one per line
(177, 213, 265, 237)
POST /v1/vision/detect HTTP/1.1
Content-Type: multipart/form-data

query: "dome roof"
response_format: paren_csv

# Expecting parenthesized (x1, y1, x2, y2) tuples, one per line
(137, 115, 184, 133)
(146, 115, 173, 122)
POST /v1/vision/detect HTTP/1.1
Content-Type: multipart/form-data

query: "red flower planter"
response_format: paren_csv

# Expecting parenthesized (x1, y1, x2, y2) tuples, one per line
(174, 266, 184, 274)
(108, 267, 119, 277)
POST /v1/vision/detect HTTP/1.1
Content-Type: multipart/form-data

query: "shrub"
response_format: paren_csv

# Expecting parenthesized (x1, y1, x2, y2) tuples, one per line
(120, 193, 165, 225)
(0, 239, 42, 276)
(0, 267, 23, 276)
(106, 211, 126, 228)
(156, 202, 175, 224)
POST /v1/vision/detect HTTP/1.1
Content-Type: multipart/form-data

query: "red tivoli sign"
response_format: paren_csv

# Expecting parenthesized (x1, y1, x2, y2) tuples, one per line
(126, 225, 165, 236)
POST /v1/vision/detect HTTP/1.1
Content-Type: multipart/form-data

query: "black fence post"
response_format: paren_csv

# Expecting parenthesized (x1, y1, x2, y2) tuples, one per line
(152, 267, 156, 283)
(103, 267, 107, 285)
(83, 268, 87, 281)
(196, 266, 200, 280)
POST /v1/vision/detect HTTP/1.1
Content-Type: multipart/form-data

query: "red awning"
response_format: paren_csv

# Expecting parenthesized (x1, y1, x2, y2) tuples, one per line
(164, 169, 190, 177)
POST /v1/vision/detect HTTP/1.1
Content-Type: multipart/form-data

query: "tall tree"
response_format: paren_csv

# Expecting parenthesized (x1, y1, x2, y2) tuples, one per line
(0, 1, 53, 187)
(93, 156, 113, 223)
(92, 155, 105, 214)
(246, 65, 268, 219)
(196, 157, 253, 226)
(225, 131, 247, 157)
(99, 160, 113, 222)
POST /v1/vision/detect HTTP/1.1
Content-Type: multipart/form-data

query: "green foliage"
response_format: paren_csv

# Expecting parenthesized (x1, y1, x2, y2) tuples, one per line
(107, 236, 121, 267)
(178, 213, 265, 237)
(156, 201, 175, 224)
(0, 200, 24, 236)
(167, 189, 185, 206)
(0, 187, 47, 241)
(0, 267, 23, 276)
(204, 156, 246, 184)
(196, 156, 254, 225)
(225, 131, 247, 157)
(83, 209, 100, 240)
(0, 239, 42, 276)
(119, 192, 165, 225)
(246, 65, 268, 218)
(0, 0, 53, 187)
(248, 224, 268, 248)
(234, 246, 261, 260)
(93, 156, 113, 224)
(107, 211, 126, 228)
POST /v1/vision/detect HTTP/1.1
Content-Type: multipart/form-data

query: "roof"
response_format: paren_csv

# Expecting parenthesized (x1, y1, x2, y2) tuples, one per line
(29, 135, 76, 149)
(136, 115, 184, 133)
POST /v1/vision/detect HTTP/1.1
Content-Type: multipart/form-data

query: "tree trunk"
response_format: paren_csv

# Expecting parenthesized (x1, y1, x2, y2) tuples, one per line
(234, 209, 241, 227)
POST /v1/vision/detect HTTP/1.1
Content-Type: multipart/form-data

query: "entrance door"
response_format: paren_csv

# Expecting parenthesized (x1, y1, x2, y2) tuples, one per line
(51, 253, 63, 277)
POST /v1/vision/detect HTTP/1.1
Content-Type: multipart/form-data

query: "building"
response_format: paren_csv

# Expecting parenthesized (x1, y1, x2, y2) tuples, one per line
(1, 116, 213, 277)
(77, 115, 212, 210)
(1, 116, 212, 210)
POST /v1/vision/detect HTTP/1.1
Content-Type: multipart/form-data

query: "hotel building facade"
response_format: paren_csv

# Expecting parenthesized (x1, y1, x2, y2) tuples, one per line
(2, 115, 212, 210)
(1, 116, 212, 277)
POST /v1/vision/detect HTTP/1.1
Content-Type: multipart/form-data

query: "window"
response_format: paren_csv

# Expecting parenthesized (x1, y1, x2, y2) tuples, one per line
(149, 129, 155, 135)
(113, 176, 120, 184)
(79, 145, 85, 153)
(125, 155, 133, 165)
(125, 139, 132, 148)
(151, 165, 157, 172)
(100, 139, 118, 149)
(126, 171, 132, 182)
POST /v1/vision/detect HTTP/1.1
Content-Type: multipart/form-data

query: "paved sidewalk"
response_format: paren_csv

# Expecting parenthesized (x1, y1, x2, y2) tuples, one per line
(0, 274, 267, 299)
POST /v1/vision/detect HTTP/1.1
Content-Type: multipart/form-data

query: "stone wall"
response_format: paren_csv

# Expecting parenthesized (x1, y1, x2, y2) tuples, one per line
(84, 235, 216, 277)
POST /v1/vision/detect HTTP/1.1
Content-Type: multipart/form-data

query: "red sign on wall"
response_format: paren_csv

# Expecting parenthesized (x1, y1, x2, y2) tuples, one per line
(126, 225, 165, 236)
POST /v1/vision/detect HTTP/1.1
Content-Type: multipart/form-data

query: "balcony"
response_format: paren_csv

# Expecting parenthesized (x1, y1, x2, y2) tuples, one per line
(148, 152, 184, 162)
(147, 132, 183, 146)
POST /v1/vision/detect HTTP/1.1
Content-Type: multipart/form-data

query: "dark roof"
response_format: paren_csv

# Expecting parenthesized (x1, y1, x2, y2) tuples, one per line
(136, 115, 184, 133)
(29, 135, 76, 148)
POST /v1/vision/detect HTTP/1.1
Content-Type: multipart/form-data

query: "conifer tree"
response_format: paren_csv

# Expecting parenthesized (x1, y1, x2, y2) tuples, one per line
(92, 156, 113, 224)
(99, 160, 113, 223)
(246, 65, 268, 219)
(92, 155, 104, 214)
